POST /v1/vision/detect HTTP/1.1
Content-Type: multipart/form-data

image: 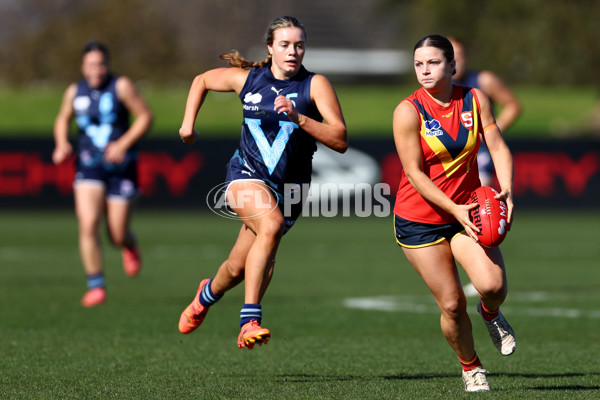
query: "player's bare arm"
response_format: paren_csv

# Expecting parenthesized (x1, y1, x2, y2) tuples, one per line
(52, 83, 77, 165)
(478, 71, 522, 132)
(474, 88, 514, 225)
(103, 76, 153, 164)
(274, 74, 347, 153)
(180, 67, 250, 144)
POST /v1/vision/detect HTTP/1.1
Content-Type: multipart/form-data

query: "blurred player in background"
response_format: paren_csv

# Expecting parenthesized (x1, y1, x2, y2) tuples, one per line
(53, 40, 153, 307)
(392, 34, 515, 392)
(449, 37, 522, 187)
(177, 16, 347, 349)
(449, 37, 522, 297)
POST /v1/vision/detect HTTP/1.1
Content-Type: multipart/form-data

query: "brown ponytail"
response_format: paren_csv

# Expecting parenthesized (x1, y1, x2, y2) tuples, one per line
(219, 50, 271, 69)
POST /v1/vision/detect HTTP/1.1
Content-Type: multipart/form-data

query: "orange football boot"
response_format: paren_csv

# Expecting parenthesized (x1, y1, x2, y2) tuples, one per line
(122, 244, 141, 277)
(178, 279, 211, 334)
(237, 320, 271, 349)
(81, 287, 106, 307)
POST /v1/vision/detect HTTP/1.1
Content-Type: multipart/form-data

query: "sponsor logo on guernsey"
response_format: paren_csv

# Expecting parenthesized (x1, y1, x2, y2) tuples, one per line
(271, 87, 283, 95)
(244, 92, 262, 104)
(442, 111, 454, 118)
(73, 96, 91, 112)
(424, 119, 444, 137)
(243, 92, 262, 112)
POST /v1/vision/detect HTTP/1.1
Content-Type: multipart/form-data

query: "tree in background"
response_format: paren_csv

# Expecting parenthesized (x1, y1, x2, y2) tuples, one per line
(1, 0, 599, 87)
(385, 0, 600, 86)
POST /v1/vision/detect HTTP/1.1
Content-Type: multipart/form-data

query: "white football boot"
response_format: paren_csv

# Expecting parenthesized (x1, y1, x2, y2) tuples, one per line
(462, 367, 491, 392)
(478, 301, 516, 355)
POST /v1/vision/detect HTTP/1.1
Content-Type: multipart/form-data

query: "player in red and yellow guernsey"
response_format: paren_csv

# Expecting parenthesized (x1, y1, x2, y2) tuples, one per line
(392, 35, 515, 393)
(394, 85, 482, 224)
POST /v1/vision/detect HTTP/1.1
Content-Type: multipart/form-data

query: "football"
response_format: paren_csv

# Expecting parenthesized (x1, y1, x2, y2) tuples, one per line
(467, 186, 508, 247)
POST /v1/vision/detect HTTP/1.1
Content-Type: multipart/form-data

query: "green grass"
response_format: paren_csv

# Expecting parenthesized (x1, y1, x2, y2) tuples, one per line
(0, 83, 597, 138)
(1, 210, 599, 399)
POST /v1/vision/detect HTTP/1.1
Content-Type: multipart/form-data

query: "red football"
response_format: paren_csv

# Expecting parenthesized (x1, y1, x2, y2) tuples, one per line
(467, 186, 508, 247)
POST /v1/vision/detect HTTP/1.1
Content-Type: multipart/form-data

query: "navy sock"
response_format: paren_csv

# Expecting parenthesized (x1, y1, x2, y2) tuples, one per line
(240, 303, 262, 327)
(87, 273, 105, 290)
(198, 279, 223, 307)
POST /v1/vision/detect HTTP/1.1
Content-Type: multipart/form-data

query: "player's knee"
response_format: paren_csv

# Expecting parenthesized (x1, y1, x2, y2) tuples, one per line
(258, 216, 285, 240)
(78, 222, 99, 239)
(439, 298, 466, 321)
(479, 283, 507, 302)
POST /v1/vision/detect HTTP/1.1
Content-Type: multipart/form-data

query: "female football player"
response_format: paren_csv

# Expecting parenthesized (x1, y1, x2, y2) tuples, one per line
(177, 16, 347, 349)
(392, 34, 515, 392)
(53, 41, 153, 307)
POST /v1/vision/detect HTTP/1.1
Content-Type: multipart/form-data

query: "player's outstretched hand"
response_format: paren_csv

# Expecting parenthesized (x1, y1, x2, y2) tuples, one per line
(52, 142, 73, 165)
(180, 128, 199, 145)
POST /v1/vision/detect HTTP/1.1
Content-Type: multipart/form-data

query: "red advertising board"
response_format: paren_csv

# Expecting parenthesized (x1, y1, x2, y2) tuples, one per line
(1, 138, 598, 209)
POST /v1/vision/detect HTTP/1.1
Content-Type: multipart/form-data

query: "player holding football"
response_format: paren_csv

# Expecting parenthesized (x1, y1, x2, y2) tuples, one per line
(392, 34, 515, 392)
(177, 16, 347, 349)
(53, 41, 153, 307)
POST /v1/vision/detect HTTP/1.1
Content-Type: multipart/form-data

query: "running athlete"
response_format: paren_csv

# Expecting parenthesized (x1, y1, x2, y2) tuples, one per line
(53, 41, 153, 307)
(177, 16, 347, 349)
(392, 35, 515, 392)
(449, 37, 522, 187)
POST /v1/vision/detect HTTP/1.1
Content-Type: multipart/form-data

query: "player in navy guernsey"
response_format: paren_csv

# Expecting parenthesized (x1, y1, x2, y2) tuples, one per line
(53, 41, 153, 307)
(449, 37, 522, 188)
(177, 16, 347, 349)
(237, 64, 320, 197)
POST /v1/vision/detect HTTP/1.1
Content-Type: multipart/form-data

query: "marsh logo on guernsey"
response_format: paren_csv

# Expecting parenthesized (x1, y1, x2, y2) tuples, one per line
(244, 92, 262, 104)
(424, 119, 444, 137)
(73, 96, 91, 112)
(243, 92, 262, 112)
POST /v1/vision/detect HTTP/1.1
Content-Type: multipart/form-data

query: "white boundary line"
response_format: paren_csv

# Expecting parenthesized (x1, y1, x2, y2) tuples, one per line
(343, 294, 600, 320)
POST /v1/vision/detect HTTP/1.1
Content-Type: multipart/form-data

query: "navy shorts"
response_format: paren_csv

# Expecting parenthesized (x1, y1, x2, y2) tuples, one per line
(225, 151, 305, 234)
(74, 150, 138, 201)
(394, 214, 465, 248)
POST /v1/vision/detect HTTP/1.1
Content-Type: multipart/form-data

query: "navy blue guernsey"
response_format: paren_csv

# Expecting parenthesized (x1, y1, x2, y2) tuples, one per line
(73, 75, 134, 168)
(237, 65, 321, 190)
(454, 70, 480, 90)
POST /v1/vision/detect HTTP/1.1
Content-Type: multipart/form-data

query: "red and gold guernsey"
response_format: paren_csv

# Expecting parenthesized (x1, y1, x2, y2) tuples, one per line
(394, 85, 483, 224)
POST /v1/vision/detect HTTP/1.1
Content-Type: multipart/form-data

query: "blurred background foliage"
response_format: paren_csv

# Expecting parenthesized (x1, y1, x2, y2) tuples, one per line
(387, 0, 600, 86)
(1, 0, 599, 87)
(0, 0, 598, 137)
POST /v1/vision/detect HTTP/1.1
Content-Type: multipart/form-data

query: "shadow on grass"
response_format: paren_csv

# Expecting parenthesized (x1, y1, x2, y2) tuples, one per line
(531, 386, 600, 391)
(277, 371, 600, 392)
(383, 373, 455, 380)
(276, 372, 455, 383)
(495, 372, 600, 392)
(276, 374, 363, 383)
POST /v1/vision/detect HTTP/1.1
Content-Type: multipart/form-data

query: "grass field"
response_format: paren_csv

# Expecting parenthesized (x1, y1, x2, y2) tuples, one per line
(0, 84, 597, 139)
(1, 210, 599, 399)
